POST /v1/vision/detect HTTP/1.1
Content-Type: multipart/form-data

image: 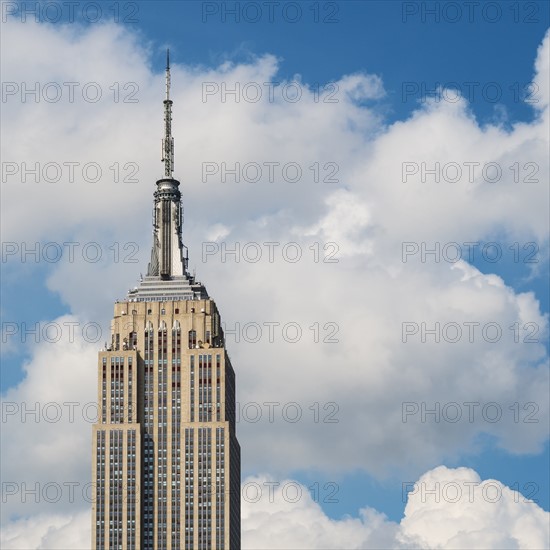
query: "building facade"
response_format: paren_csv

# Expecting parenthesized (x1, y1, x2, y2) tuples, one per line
(92, 52, 241, 550)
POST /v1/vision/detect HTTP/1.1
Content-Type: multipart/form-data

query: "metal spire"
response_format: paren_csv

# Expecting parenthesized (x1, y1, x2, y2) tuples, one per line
(161, 48, 174, 177)
(141, 49, 204, 290)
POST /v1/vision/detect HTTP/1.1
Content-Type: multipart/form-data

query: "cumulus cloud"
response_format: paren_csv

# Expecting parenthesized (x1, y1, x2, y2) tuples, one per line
(0, 510, 90, 550)
(2, 13, 549, 476)
(1, 17, 548, 548)
(242, 468, 549, 549)
(3, 468, 547, 549)
(400, 466, 550, 550)
(1, 315, 97, 522)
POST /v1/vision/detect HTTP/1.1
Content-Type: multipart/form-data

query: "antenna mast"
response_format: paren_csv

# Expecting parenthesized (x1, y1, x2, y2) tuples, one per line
(161, 49, 174, 177)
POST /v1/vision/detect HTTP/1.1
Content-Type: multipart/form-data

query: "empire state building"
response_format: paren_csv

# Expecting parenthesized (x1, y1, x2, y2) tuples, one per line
(92, 51, 241, 550)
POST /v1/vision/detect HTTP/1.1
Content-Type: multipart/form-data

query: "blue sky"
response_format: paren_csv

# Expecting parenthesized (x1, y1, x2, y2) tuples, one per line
(134, 1, 548, 124)
(1, 1, 549, 547)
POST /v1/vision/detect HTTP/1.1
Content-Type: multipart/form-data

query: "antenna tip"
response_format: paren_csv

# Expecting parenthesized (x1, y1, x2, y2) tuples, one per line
(166, 48, 170, 70)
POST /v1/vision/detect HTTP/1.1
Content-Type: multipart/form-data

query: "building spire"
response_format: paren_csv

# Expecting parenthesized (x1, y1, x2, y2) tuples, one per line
(145, 49, 190, 281)
(161, 48, 174, 177)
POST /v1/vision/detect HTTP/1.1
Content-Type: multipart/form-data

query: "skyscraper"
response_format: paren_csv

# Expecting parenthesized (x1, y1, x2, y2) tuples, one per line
(92, 51, 241, 550)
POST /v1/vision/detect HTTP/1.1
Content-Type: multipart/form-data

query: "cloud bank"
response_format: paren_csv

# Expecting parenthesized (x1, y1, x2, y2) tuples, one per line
(1, 18, 548, 548)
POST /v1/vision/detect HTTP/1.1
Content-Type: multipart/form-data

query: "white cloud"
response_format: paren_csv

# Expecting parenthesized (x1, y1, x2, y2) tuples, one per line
(2, 15, 548, 476)
(1, 17, 548, 548)
(1, 315, 97, 522)
(205, 222, 231, 242)
(243, 467, 548, 549)
(0, 511, 90, 550)
(400, 466, 550, 550)
(3, 467, 547, 549)
(532, 31, 549, 115)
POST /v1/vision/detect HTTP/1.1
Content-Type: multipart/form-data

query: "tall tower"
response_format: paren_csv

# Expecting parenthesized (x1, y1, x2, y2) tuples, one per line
(92, 51, 241, 550)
